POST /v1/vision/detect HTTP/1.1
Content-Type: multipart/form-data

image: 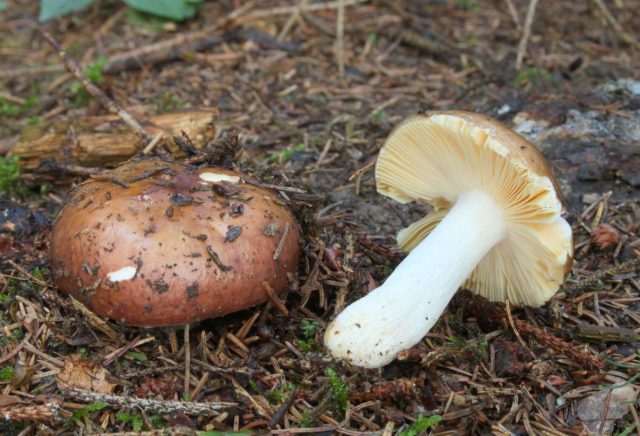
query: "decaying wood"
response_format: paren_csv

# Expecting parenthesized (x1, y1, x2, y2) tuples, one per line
(577, 324, 640, 343)
(13, 111, 216, 168)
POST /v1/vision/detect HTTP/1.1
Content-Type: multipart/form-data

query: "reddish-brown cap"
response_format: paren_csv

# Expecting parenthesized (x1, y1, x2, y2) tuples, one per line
(50, 159, 301, 327)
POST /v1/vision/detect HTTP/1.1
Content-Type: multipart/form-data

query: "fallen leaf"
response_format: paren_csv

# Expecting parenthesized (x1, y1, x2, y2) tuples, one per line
(576, 381, 637, 434)
(56, 354, 115, 394)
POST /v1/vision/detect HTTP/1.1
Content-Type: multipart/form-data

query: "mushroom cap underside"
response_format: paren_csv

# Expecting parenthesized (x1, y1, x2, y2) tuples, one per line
(50, 159, 301, 327)
(375, 111, 573, 307)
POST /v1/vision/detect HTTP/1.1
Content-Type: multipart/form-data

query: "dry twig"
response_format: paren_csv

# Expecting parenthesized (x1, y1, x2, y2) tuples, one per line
(335, 0, 346, 79)
(103, 2, 254, 73)
(245, 0, 365, 20)
(515, 0, 539, 70)
(505, 0, 522, 30)
(38, 27, 151, 144)
(62, 388, 236, 417)
(184, 323, 191, 398)
(562, 257, 640, 295)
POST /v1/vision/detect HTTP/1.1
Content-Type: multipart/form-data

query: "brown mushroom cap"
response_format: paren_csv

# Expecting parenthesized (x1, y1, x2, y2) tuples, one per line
(50, 159, 301, 327)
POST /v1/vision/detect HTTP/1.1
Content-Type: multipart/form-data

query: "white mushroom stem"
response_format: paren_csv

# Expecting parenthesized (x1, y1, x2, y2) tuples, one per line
(324, 190, 508, 368)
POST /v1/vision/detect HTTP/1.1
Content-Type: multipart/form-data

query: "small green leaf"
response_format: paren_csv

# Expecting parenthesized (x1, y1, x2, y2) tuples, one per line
(126, 351, 147, 361)
(149, 415, 166, 428)
(32, 267, 43, 281)
(0, 99, 22, 117)
(122, 0, 202, 21)
(297, 338, 318, 352)
(618, 422, 637, 436)
(0, 1, 7, 11)
(116, 411, 143, 431)
(514, 67, 552, 88)
(400, 415, 443, 436)
(39, 0, 93, 22)
(325, 367, 349, 412)
(0, 155, 21, 194)
(133, 415, 143, 432)
(301, 319, 319, 338)
(73, 401, 108, 419)
(299, 411, 314, 428)
(247, 379, 260, 394)
(85, 56, 107, 84)
(0, 367, 14, 380)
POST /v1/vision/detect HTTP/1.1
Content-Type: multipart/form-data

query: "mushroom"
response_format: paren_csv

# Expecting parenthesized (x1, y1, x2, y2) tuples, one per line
(324, 111, 573, 368)
(50, 158, 300, 327)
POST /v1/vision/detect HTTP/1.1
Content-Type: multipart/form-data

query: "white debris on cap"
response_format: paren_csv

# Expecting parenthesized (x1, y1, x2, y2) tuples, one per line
(199, 172, 241, 183)
(107, 266, 137, 282)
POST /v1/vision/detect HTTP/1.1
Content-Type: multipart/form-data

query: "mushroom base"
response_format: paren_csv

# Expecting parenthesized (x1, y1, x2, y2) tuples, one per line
(324, 190, 507, 368)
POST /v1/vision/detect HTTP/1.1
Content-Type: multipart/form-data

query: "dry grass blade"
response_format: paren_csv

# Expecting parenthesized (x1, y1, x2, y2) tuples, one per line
(245, 0, 366, 19)
(335, 0, 346, 79)
(515, 0, 539, 70)
(70, 297, 119, 340)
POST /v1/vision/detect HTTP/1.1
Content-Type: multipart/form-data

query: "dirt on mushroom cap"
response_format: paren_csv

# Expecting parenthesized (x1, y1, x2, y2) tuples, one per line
(49, 158, 301, 327)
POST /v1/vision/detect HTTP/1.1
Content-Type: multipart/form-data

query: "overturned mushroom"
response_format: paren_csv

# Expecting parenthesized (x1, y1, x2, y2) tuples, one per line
(50, 158, 300, 327)
(324, 111, 573, 368)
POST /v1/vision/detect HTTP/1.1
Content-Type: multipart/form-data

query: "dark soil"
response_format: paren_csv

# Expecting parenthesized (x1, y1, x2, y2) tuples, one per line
(1, 0, 639, 434)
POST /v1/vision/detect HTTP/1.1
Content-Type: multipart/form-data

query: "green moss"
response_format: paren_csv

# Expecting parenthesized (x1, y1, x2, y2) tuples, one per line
(71, 56, 107, 107)
(325, 367, 349, 412)
(267, 143, 306, 164)
(0, 367, 14, 381)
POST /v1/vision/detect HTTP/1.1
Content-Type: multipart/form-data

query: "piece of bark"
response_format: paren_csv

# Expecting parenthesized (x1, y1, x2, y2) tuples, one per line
(13, 111, 216, 169)
(577, 324, 640, 343)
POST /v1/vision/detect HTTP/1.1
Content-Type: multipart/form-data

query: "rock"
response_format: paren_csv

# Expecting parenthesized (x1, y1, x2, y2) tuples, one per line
(0, 201, 49, 237)
(582, 193, 601, 204)
(600, 78, 640, 96)
(506, 87, 640, 208)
